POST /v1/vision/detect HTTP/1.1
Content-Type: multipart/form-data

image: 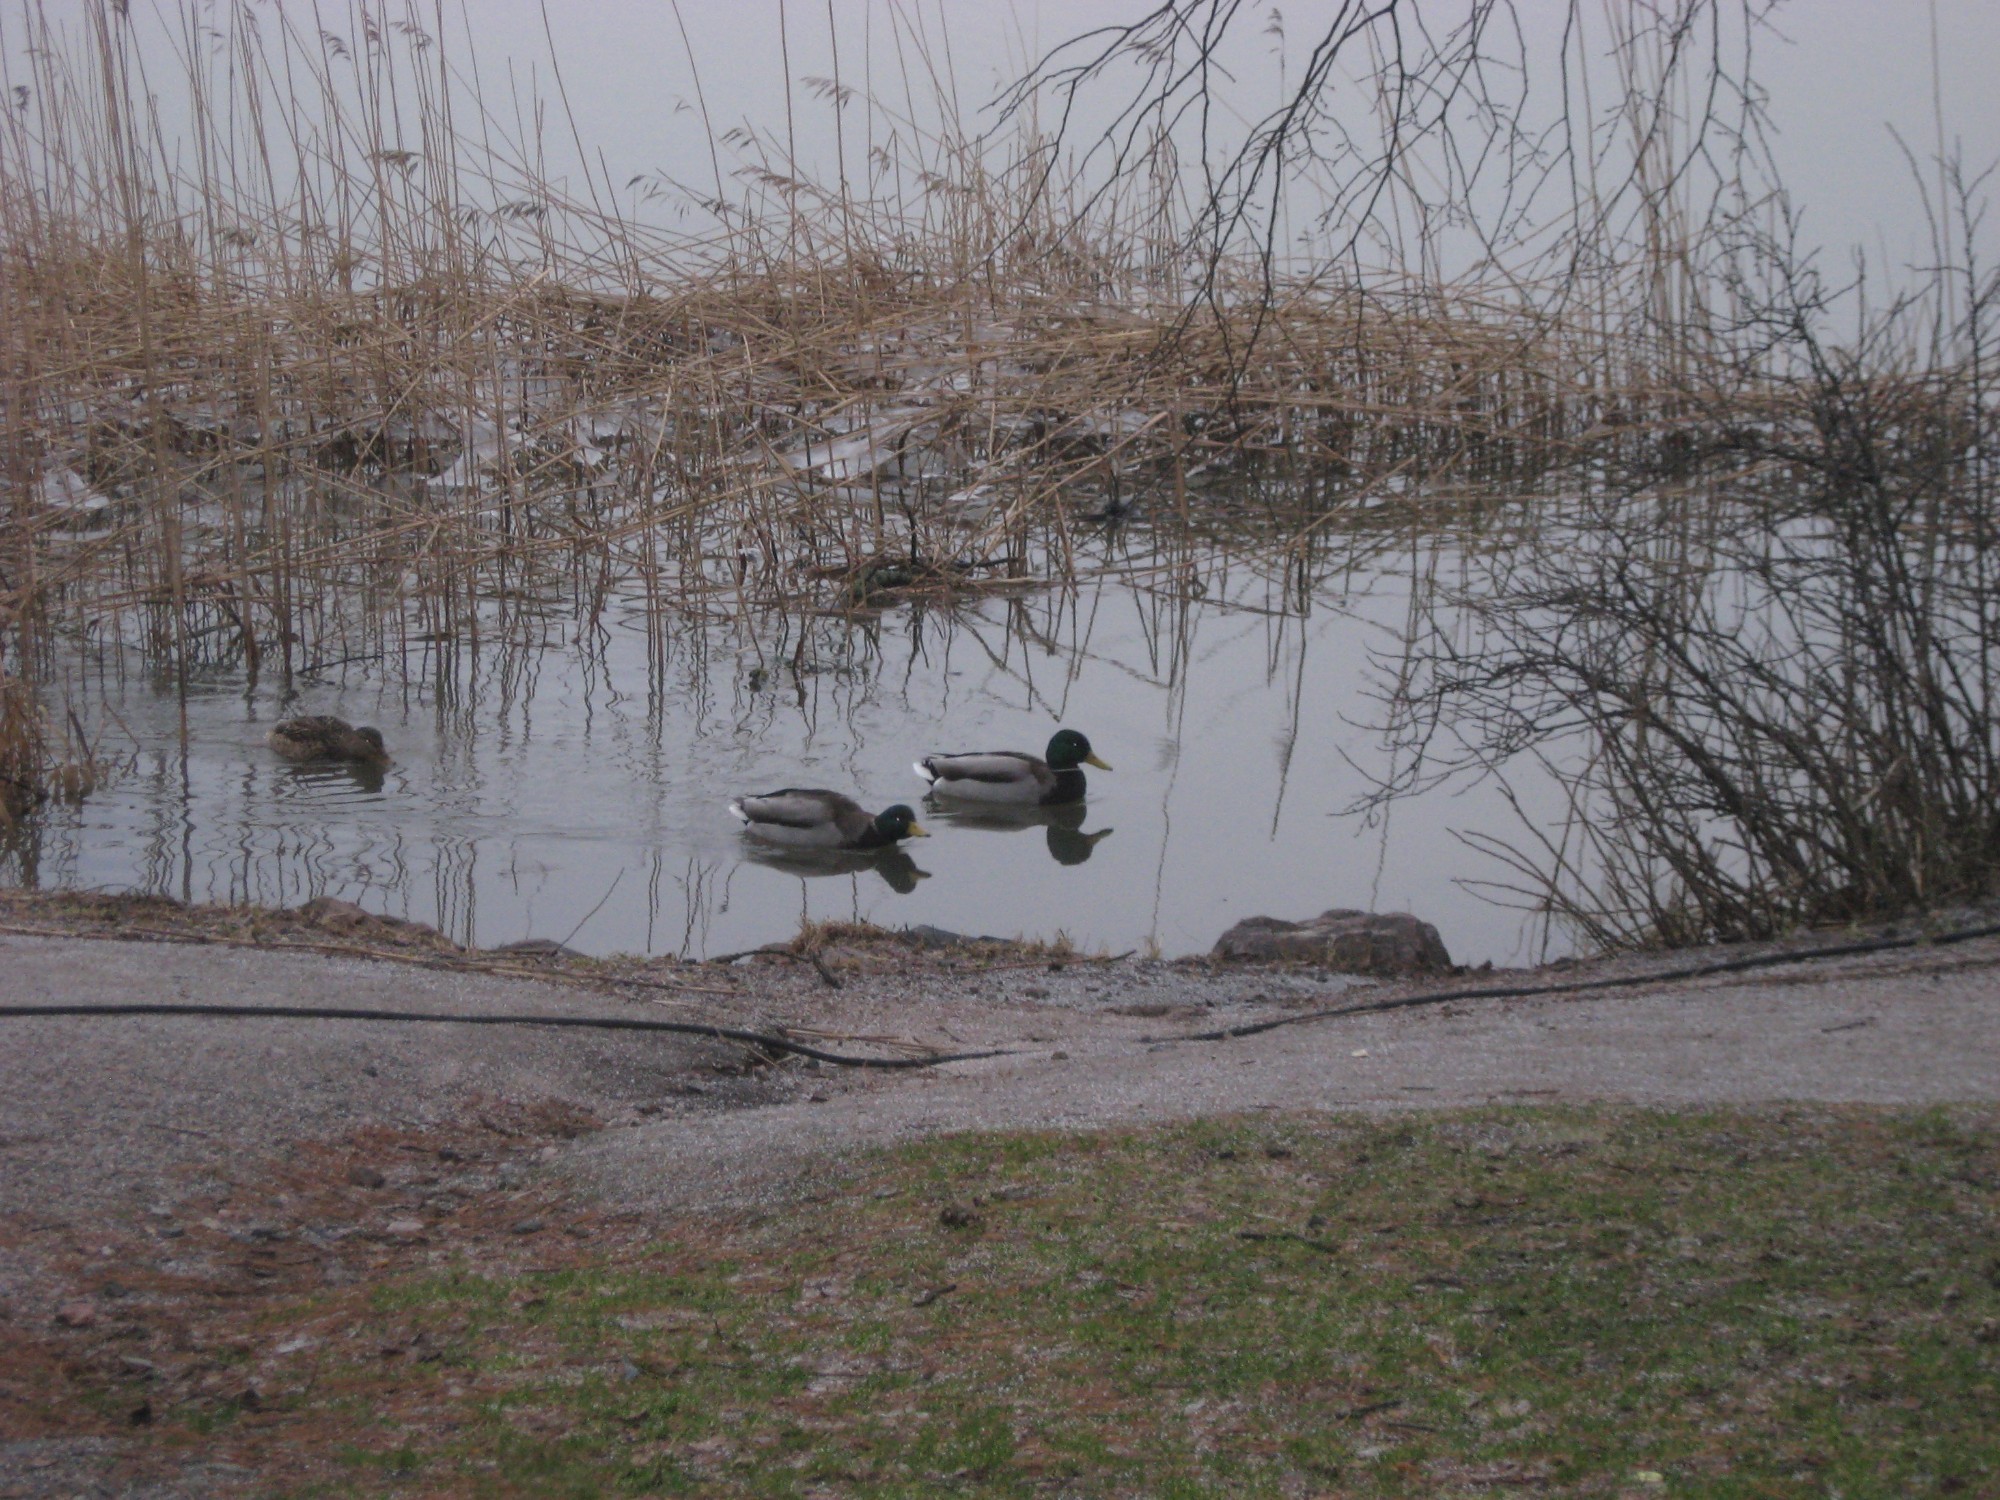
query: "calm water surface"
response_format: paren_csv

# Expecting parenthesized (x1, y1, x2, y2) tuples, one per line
(3, 537, 1558, 966)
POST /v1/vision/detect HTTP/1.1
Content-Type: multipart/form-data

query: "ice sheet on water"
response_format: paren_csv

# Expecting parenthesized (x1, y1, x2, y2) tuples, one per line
(35, 465, 113, 523)
(1057, 409, 1160, 443)
(773, 407, 938, 484)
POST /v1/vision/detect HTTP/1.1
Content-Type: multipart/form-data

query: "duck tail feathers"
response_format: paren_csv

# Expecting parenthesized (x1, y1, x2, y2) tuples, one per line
(912, 758, 939, 786)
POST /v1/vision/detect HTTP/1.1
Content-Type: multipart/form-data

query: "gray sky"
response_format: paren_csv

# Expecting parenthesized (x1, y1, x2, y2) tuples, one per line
(463, 1, 2000, 268)
(18, 2, 2000, 270)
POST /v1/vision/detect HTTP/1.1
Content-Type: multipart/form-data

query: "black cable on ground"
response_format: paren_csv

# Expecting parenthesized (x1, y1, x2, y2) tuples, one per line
(0, 1001, 1010, 1070)
(10, 915, 1997, 1063)
(1161, 916, 2000, 1045)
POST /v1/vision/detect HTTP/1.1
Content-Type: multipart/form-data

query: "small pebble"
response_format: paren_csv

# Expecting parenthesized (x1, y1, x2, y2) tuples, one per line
(510, 1217, 546, 1235)
(346, 1164, 386, 1190)
(55, 1298, 97, 1329)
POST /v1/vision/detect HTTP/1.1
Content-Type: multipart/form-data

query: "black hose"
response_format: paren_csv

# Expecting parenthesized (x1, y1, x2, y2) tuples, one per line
(0, 1000, 1009, 1070)
(1161, 916, 2000, 1045)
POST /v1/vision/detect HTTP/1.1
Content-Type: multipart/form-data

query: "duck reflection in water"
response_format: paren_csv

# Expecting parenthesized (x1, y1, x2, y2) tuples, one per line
(921, 798, 1114, 866)
(740, 843, 931, 894)
(273, 757, 389, 795)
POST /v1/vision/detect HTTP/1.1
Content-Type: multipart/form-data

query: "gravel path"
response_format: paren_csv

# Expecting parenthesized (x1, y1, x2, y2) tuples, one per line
(4, 922, 1997, 1235)
(0, 934, 758, 1227)
(576, 936, 2000, 1212)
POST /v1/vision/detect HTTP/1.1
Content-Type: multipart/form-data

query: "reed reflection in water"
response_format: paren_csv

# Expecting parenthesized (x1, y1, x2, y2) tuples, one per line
(2, 539, 1556, 967)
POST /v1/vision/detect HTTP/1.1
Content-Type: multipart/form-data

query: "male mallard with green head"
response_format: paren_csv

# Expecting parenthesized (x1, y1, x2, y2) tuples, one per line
(267, 715, 391, 767)
(914, 728, 1110, 806)
(729, 789, 930, 850)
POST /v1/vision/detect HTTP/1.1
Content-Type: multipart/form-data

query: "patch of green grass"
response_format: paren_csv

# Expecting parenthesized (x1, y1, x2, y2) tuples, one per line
(254, 1106, 1999, 1494)
(332, 1443, 423, 1475)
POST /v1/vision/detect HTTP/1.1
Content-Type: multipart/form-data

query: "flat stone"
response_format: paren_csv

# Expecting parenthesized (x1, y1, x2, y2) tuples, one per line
(294, 896, 441, 941)
(1212, 909, 1452, 974)
(295, 896, 375, 933)
(901, 924, 972, 949)
(492, 938, 583, 960)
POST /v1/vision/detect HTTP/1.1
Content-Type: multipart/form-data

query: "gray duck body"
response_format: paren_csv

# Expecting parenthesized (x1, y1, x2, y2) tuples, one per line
(729, 789, 927, 850)
(914, 728, 1110, 807)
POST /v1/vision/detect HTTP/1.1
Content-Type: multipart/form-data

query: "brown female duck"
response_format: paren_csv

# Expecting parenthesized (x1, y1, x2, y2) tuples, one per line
(267, 715, 390, 767)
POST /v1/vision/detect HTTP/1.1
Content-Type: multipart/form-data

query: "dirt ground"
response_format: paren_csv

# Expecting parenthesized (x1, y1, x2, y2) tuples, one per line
(1, 889, 1998, 1494)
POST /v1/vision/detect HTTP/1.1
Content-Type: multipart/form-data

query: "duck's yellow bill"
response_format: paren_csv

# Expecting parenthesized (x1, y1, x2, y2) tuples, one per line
(907, 821, 932, 837)
(1084, 753, 1113, 770)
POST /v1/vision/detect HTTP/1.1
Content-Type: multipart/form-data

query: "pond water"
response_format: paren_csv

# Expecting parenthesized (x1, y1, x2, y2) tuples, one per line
(2, 517, 1561, 967)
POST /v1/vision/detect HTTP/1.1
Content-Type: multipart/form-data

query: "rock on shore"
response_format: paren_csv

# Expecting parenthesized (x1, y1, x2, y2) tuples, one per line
(1212, 909, 1452, 974)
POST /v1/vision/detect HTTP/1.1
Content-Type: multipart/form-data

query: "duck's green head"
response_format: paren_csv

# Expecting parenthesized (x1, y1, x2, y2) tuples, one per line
(1046, 728, 1111, 772)
(875, 804, 930, 841)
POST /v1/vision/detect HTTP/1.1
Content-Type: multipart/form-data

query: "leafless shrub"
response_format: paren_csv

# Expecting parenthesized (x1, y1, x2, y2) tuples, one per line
(1377, 183, 2000, 948)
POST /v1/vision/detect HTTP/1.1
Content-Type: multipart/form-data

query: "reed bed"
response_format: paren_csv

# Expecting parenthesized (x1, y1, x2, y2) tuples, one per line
(0, 3, 1693, 711)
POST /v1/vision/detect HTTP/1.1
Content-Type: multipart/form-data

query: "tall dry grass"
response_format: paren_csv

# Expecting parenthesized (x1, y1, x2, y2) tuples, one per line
(0, 3, 1688, 737)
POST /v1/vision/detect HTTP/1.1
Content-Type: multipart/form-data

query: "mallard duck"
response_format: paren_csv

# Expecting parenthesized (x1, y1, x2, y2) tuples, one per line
(729, 789, 929, 850)
(267, 715, 391, 767)
(914, 728, 1110, 806)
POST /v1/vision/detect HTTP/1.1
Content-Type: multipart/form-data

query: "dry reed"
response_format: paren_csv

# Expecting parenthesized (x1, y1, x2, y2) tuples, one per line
(0, 1, 1689, 746)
